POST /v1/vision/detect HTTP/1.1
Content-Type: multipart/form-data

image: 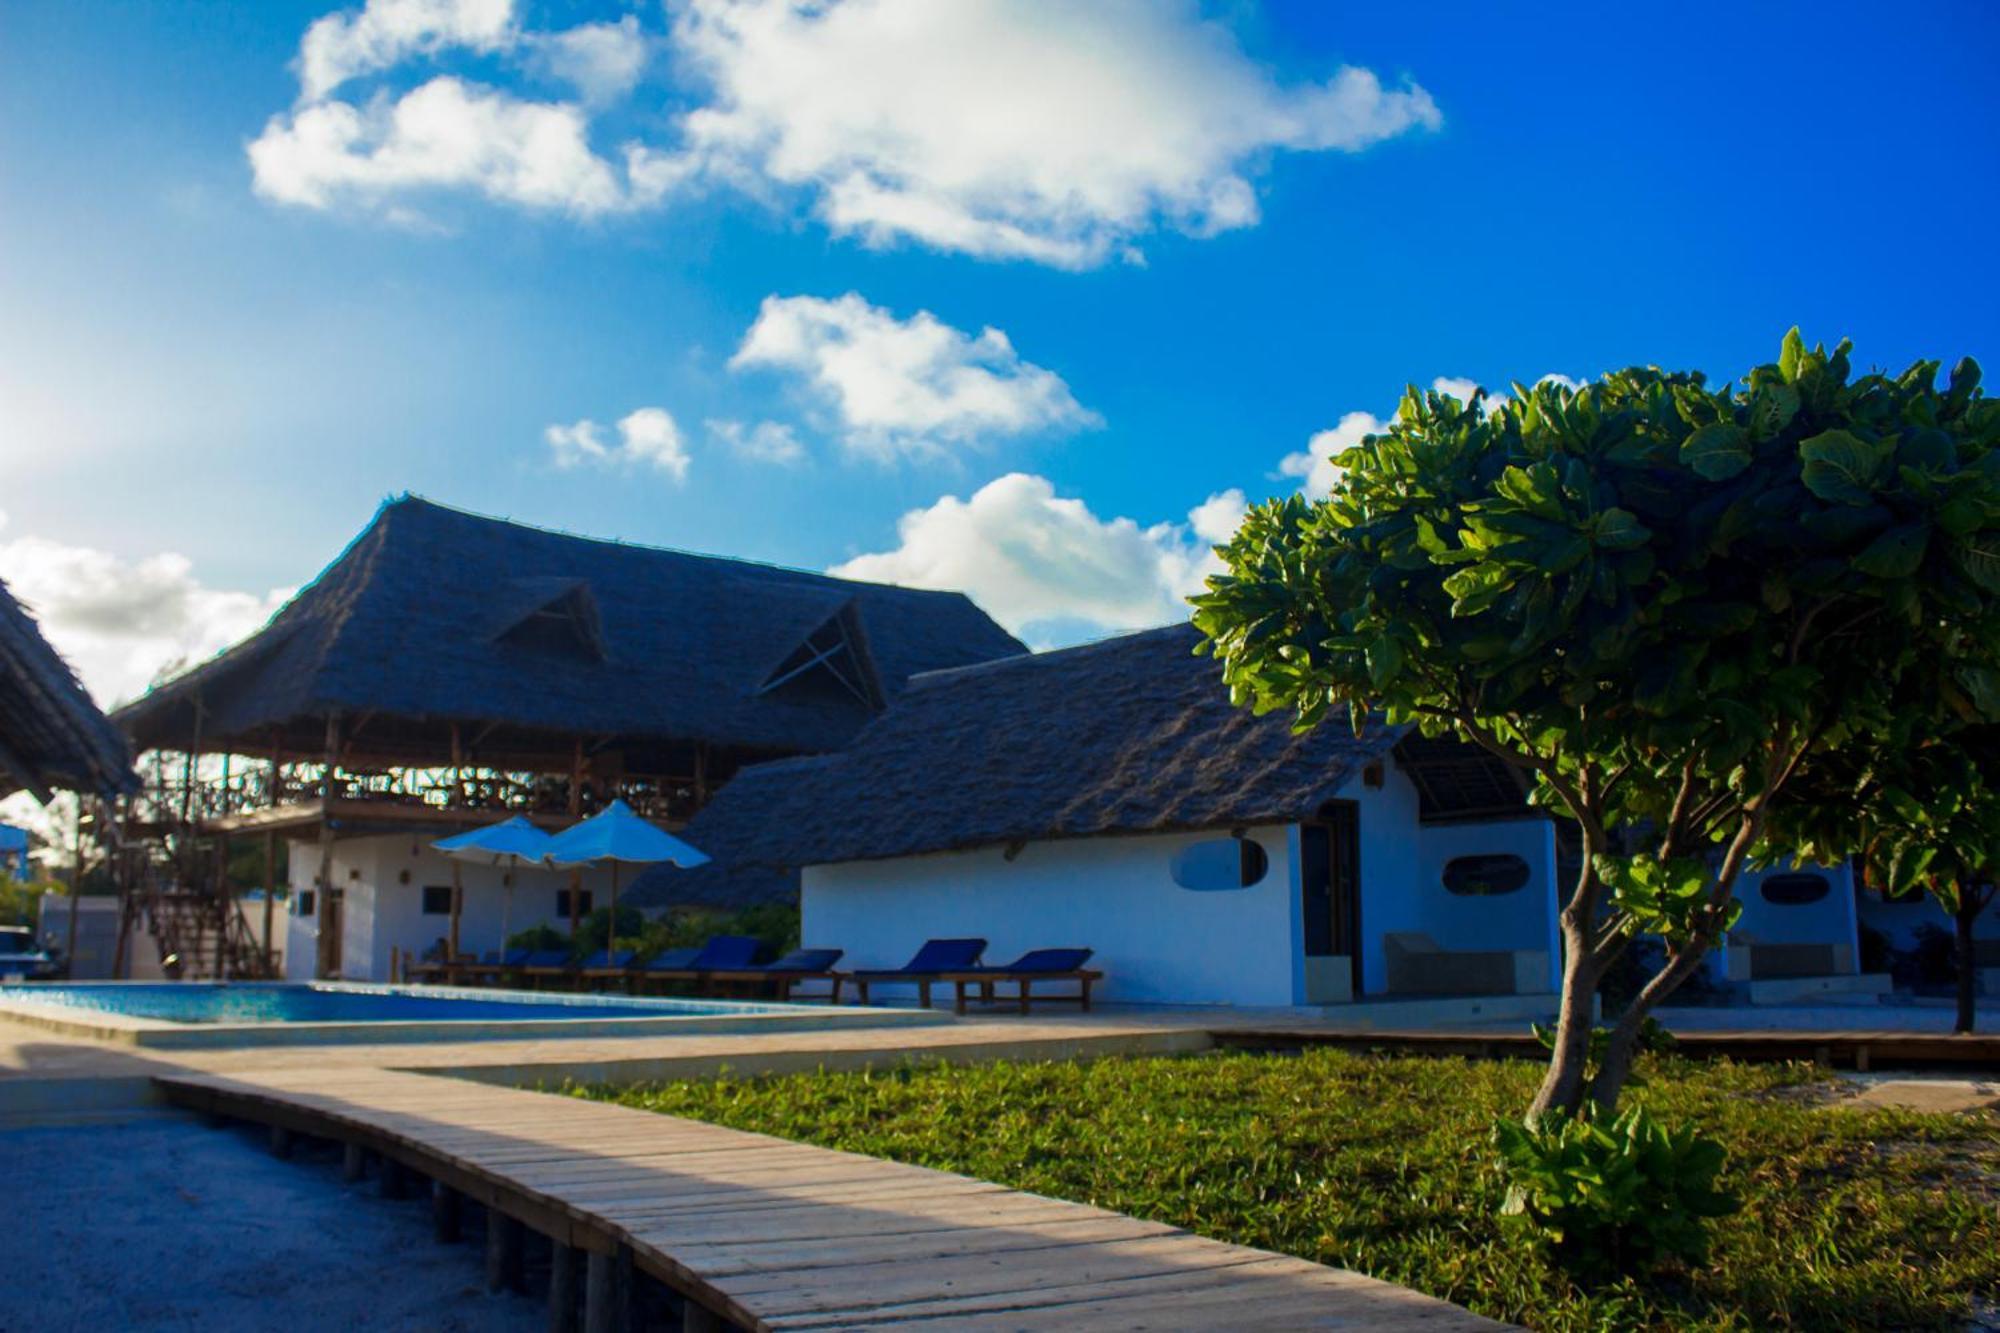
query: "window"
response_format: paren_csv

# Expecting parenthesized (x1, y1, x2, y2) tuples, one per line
(556, 889, 593, 919)
(1442, 853, 1531, 896)
(1760, 873, 1830, 906)
(296, 891, 316, 917)
(421, 885, 454, 916)
(1171, 837, 1270, 891)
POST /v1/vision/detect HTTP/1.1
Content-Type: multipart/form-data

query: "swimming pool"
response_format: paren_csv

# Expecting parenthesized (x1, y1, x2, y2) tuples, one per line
(0, 982, 949, 1048)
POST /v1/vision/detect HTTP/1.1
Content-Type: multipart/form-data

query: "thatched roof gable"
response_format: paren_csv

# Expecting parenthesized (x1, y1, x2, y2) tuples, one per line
(630, 623, 1403, 889)
(113, 496, 1026, 757)
(0, 578, 137, 802)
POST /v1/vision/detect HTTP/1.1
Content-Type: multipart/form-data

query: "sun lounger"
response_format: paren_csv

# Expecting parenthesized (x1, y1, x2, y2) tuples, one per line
(697, 947, 847, 1002)
(939, 947, 1101, 1014)
(518, 948, 579, 989)
(638, 936, 768, 993)
(577, 948, 638, 990)
(474, 947, 535, 987)
(441, 948, 523, 987)
(849, 938, 988, 1009)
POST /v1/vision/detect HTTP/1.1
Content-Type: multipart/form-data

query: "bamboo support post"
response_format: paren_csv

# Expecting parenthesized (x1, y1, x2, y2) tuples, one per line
(314, 713, 340, 978)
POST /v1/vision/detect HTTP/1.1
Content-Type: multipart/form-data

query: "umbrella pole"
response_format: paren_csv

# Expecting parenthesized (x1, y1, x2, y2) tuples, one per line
(609, 862, 620, 949)
(501, 857, 513, 947)
(568, 868, 581, 938)
(448, 860, 463, 960)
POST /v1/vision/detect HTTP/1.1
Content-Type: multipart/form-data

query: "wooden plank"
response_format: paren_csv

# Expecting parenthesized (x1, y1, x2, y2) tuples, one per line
(151, 1069, 1507, 1332)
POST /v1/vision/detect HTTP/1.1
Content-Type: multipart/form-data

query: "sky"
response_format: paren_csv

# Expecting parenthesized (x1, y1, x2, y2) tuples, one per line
(2, 0, 1997, 713)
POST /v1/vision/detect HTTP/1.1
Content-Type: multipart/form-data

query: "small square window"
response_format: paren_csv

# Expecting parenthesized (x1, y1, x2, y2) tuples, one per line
(296, 891, 316, 917)
(556, 889, 593, 919)
(421, 885, 454, 915)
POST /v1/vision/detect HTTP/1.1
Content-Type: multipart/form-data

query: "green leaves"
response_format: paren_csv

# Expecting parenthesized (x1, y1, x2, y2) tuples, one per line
(1681, 422, 1753, 480)
(1852, 522, 1931, 578)
(1596, 855, 1730, 944)
(1799, 429, 1892, 505)
(1779, 326, 1807, 383)
(1493, 1104, 1740, 1277)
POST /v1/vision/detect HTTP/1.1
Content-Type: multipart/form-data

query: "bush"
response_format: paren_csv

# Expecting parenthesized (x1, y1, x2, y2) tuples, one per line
(1494, 1105, 1739, 1278)
(504, 924, 567, 953)
(1904, 923, 1960, 988)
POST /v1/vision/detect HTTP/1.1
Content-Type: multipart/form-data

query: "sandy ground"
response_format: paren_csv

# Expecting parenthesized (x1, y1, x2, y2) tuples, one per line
(1, 1116, 544, 1333)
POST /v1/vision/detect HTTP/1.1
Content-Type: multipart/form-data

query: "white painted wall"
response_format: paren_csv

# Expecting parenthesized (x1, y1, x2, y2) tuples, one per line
(1728, 860, 1859, 970)
(281, 833, 635, 981)
(1335, 765, 1559, 996)
(803, 826, 1298, 1007)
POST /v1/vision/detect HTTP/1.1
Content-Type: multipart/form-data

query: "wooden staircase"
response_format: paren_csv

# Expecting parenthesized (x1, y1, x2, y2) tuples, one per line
(124, 864, 277, 981)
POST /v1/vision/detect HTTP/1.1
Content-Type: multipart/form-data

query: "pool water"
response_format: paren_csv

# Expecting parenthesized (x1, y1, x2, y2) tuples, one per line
(0, 982, 790, 1026)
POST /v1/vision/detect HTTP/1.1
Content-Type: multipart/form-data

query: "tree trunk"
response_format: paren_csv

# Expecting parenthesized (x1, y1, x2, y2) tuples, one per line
(1528, 930, 1600, 1119)
(1954, 892, 1979, 1035)
(1589, 931, 1712, 1111)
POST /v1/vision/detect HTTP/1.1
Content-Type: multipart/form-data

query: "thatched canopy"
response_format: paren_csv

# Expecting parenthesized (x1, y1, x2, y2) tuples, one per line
(0, 578, 137, 803)
(627, 623, 1531, 906)
(113, 496, 1025, 772)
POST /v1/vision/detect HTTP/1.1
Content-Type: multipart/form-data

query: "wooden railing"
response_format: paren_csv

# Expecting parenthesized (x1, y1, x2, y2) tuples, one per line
(133, 757, 699, 828)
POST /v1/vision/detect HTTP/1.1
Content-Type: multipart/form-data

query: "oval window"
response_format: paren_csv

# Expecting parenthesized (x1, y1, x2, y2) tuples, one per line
(1171, 838, 1270, 891)
(1442, 853, 1531, 896)
(1760, 873, 1829, 906)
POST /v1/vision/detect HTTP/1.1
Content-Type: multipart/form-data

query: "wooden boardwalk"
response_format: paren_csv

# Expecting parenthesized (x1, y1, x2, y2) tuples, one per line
(155, 1067, 1507, 1331)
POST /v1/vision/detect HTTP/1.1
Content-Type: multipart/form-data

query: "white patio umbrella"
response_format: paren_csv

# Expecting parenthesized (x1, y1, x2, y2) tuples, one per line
(541, 800, 708, 949)
(433, 816, 556, 955)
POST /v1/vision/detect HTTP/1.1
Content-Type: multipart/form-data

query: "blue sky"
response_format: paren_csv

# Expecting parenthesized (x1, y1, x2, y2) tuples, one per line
(2, 0, 1996, 705)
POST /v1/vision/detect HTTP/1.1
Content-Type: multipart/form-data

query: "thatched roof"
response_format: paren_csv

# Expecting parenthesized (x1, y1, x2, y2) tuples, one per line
(626, 623, 1406, 896)
(113, 496, 1026, 761)
(0, 578, 137, 802)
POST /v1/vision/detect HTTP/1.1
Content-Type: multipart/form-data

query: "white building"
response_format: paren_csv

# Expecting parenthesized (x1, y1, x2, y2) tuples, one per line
(673, 625, 1566, 1009)
(278, 833, 639, 981)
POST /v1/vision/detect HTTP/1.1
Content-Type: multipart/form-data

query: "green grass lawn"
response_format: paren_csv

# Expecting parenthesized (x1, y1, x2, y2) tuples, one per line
(578, 1051, 2000, 1331)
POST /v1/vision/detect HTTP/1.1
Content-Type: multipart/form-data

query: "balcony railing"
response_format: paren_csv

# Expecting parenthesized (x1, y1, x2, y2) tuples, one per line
(131, 756, 700, 830)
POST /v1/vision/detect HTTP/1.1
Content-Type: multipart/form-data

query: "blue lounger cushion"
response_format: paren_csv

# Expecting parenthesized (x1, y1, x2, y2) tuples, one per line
(580, 949, 635, 970)
(642, 947, 700, 971)
(979, 948, 1095, 974)
(855, 938, 987, 976)
(758, 948, 844, 975)
(521, 949, 572, 969)
(688, 935, 765, 970)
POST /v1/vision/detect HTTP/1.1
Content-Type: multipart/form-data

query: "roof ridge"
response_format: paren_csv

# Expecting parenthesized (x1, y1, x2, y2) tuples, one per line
(904, 621, 1191, 690)
(387, 494, 982, 602)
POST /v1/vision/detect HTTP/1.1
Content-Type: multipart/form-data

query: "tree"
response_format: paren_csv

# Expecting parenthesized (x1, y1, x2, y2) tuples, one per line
(1193, 331, 2000, 1117)
(1770, 725, 2000, 1033)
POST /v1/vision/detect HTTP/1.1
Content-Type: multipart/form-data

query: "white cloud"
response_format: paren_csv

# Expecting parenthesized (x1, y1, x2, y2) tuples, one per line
(730, 292, 1097, 458)
(248, 76, 656, 217)
(707, 418, 806, 465)
(1279, 409, 1382, 501)
(1280, 373, 1584, 499)
(545, 407, 690, 480)
(534, 16, 649, 105)
(253, 0, 1436, 265)
(668, 0, 1440, 267)
(298, 0, 516, 101)
(0, 514, 291, 709)
(830, 472, 1242, 642)
(615, 407, 689, 478)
